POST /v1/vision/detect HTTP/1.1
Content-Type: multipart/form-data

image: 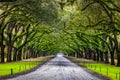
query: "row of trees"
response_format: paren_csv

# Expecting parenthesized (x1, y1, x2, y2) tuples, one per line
(58, 0, 120, 66)
(0, 0, 58, 62)
(80, 0, 120, 66)
(1, 0, 120, 67)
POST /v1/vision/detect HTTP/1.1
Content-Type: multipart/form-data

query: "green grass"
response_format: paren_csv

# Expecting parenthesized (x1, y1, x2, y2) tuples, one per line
(0, 61, 41, 76)
(79, 62, 120, 80)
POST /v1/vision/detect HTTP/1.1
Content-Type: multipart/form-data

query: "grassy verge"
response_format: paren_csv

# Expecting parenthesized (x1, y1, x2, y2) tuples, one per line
(66, 56, 120, 80)
(0, 61, 41, 76)
(79, 62, 120, 80)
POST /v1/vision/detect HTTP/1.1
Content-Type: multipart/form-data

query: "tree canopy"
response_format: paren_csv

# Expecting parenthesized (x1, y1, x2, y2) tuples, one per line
(1, 0, 120, 66)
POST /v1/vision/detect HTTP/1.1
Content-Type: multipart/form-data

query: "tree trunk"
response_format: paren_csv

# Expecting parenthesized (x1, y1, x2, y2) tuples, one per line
(104, 51, 109, 63)
(0, 30, 5, 63)
(88, 50, 92, 59)
(0, 45, 5, 63)
(75, 52, 77, 58)
(13, 49, 17, 61)
(117, 52, 120, 66)
(85, 52, 87, 59)
(26, 50, 29, 59)
(80, 52, 83, 58)
(28, 50, 31, 58)
(7, 33, 12, 62)
(100, 51, 104, 62)
(110, 51, 115, 65)
(23, 46, 26, 59)
(113, 32, 120, 66)
(77, 53, 80, 58)
(7, 45, 12, 62)
(76, 50, 80, 58)
(17, 49, 22, 61)
(93, 52, 96, 61)
(96, 51, 99, 61)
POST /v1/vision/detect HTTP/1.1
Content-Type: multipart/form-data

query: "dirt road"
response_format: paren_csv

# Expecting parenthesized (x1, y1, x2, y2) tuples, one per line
(8, 54, 102, 80)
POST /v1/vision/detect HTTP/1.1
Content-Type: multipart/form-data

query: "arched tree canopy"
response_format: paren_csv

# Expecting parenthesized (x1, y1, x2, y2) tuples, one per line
(1, 0, 120, 66)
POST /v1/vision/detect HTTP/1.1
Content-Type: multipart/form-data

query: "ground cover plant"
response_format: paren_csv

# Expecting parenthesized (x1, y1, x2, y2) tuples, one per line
(0, 62, 40, 76)
(80, 62, 120, 80)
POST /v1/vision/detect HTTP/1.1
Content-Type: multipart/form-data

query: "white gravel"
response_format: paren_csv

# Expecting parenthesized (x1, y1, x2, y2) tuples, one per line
(8, 54, 101, 80)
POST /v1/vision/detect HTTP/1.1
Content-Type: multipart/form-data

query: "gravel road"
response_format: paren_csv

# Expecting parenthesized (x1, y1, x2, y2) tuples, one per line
(8, 54, 102, 80)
